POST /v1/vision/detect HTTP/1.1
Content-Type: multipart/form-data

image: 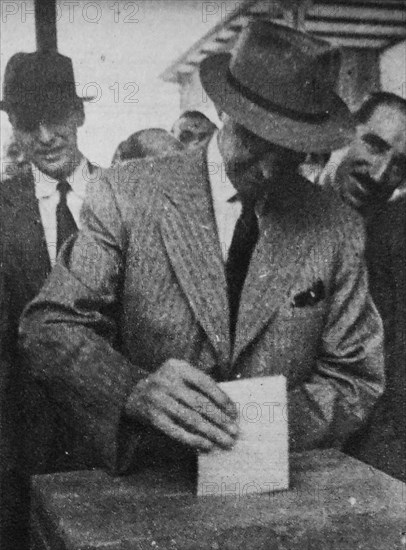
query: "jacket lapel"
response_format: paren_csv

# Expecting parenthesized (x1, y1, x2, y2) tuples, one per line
(232, 179, 320, 364)
(159, 149, 230, 364)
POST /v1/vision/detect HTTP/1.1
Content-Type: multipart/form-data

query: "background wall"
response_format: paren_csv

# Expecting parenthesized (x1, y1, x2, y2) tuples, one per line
(380, 39, 406, 99)
(0, 0, 227, 167)
(1, 1, 405, 167)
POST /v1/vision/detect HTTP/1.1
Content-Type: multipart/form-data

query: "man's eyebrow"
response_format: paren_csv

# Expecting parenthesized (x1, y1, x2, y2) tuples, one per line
(362, 132, 390, 152)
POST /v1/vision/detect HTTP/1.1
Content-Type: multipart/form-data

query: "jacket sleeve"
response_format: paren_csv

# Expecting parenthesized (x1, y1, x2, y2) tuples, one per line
(288, 212, 385, 451)
(19, 174, 148, 473)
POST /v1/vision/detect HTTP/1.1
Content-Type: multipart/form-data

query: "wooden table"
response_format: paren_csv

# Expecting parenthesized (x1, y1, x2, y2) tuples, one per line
(30, 449, 406, 549)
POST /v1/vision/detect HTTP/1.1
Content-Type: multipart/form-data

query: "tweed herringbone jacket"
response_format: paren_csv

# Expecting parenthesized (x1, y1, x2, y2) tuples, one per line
(20, 147, 384, 472)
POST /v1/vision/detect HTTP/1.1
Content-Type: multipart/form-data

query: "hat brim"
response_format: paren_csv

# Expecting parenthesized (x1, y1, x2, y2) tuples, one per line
(0, 95, 94, 113)
(200, 54, 354, 153)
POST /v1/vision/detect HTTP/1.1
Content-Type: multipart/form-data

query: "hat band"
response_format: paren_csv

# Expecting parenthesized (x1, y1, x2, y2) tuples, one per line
(226, 69, 330, 124)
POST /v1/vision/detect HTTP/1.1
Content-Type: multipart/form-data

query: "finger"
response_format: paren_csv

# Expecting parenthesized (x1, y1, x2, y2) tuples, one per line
(157, 394, 236, 450)
(141, 371, 238, 441)
(171, 386, 239, 438)
(171, 360, 237, 418)
(151, 409, 215, 452)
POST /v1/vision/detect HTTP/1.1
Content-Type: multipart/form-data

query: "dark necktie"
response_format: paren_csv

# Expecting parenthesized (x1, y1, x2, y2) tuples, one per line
(226, 197, 259, 344)
(56, 180, 77, 253)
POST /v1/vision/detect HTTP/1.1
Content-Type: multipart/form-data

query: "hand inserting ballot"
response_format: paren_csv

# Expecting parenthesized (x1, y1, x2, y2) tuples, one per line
(125, 359, 239, 452)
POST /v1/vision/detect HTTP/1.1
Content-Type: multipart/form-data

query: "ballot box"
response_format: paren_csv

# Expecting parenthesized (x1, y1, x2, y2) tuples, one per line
(30, 449, 406, 550)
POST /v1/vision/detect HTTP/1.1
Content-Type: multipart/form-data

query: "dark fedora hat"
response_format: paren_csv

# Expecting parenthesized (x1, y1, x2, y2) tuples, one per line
(200, 20, 355, 153)
(0, 51, 93, 127)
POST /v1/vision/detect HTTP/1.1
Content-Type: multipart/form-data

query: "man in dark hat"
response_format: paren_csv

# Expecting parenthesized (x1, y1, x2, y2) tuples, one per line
(21, 22, 384, 475)
(0, 51, 97, 550)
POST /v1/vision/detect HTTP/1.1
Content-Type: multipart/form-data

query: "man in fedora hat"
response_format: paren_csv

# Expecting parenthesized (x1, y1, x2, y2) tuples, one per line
(0, 51, 98, 549)
(21, 22, 383, 475)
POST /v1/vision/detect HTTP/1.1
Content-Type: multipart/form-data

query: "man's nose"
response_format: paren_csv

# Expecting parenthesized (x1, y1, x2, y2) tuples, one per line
(37, 123, 55, 144)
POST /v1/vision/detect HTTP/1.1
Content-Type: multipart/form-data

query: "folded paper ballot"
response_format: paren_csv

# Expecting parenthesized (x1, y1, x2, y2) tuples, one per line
(197, 375, 288, 497)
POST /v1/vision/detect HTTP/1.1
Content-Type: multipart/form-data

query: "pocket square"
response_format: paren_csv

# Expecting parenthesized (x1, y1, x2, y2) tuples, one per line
(292, 280, 325, 308)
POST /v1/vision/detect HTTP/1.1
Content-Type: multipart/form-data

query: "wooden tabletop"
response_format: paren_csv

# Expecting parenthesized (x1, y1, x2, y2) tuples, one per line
(31, 449, 406, 549)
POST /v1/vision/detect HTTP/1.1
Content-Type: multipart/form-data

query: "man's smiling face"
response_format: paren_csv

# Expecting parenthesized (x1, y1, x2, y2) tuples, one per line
(336, 103, 406, 207)
(10, 105, 84, 180)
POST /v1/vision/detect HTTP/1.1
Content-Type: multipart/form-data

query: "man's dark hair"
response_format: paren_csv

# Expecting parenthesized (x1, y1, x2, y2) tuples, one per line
(178, 110, 213, 123)
(355, 92, 406, 125)
(171, 111, 217, 132)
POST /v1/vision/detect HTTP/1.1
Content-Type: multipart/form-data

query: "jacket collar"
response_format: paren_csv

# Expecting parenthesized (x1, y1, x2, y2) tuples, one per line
(159, 146, 231, 365)
(159, 147, 320, 370)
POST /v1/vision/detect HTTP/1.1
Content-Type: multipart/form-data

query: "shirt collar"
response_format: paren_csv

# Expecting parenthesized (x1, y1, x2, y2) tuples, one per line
(34, 156, 89, 199)
(207, 131, 237, 205)
(318, 147, 349, 187)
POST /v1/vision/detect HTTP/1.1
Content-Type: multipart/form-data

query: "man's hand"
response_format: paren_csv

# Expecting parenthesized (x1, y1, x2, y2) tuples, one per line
(125, 359, 239, 452)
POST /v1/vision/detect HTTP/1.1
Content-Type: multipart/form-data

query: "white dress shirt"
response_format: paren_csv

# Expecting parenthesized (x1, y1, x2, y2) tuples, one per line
(207, 133, 266, 262)
(34, 156, 90, 264)
(207, 133, 242, 262)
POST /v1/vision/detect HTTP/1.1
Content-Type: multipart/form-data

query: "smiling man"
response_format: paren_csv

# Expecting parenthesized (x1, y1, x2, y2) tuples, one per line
(320, 92, 406, 482)
(0, 51, 97, 265)
(321, 92, 406, 213)
(20, 22, 384, 476)
(0, 51, 97, 549)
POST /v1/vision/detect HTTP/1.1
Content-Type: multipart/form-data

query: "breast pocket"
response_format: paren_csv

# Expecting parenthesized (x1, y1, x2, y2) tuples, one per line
(279, 278, 328, 321)
(278, 300, 327, 322)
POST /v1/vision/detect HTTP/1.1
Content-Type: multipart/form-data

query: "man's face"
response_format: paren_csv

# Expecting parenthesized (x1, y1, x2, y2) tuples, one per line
(336, 104, 406, 207)
(10, 108, 83, 179)
(218, 114, 299, 199)
(173, 117, 214, 149)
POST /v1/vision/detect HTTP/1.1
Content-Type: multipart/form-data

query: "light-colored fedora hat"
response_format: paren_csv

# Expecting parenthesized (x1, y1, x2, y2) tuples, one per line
(200, 20, 354, 153)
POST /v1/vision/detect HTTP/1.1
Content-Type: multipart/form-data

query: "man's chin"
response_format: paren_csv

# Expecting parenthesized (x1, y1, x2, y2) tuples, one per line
(33, 155, 71, 179)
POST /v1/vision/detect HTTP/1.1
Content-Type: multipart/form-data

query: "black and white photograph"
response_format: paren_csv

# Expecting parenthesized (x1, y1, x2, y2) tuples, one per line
(1, 1, 406, 548)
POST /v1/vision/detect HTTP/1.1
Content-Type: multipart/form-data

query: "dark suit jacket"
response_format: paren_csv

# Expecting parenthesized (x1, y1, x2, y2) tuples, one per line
(20, 148, 384, 473)
(345, 198, 406, 481)
(0, 164, 96, 549)
(1, 166, 99, 474)
(0, 171, 52, 550)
